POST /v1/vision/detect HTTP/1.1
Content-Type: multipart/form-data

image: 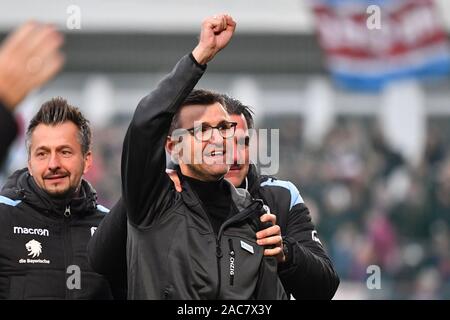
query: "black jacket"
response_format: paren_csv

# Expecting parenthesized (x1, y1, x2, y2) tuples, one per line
(0, 168, 113, 299)
(91, 54, 287, 300)
(88, 58, 339, 300)
(0, 101, 18, 167)
(245, 164, 340, 299)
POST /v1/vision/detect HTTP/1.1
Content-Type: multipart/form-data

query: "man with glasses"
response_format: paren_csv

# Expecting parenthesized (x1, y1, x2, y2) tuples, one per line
(168, 95, 340, 299)
(90, 14, 287, 300)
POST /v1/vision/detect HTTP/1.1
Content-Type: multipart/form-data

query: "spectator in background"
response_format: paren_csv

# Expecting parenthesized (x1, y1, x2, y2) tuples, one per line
(0, 21, 64, 167)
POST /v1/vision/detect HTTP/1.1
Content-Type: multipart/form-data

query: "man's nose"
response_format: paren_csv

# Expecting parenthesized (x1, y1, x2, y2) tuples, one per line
(209, 127, 224, 144)
(48, 153, 61, 170)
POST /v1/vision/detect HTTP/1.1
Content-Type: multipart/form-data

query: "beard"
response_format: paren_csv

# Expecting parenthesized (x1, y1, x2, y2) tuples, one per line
(44, 184, 77, 200)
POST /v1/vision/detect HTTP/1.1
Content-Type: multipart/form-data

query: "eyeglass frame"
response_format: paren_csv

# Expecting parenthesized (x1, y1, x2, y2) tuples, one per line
(184, 121, 238, 142)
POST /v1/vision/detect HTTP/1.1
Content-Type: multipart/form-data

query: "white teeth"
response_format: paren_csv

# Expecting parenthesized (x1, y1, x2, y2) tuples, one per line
(210, 151, 223, 156)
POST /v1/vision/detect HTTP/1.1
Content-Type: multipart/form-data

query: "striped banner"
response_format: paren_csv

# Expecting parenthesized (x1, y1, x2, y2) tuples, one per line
(310, 0, 450, 90)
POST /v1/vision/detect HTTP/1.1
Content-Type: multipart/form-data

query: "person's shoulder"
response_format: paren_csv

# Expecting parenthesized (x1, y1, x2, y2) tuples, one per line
(85, 203, 110, 220)
(93, 204, 110, 219)
(0, 194, 21, 226)
(96, 204, 110, 214)
(259, 176, 304, 209)
(0, 194, 22, 210)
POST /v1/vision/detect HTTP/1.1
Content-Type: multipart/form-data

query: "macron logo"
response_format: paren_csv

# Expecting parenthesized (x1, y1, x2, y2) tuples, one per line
(14, 226, 49, 237)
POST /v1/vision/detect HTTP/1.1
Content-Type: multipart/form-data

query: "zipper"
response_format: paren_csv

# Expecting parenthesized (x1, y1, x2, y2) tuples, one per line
(214, 199, 263, 298)
(228, 239, 235, 286)
(215, 237, 222, 299)
(64, 205, 71, 218)
(63, 205, 73, 299)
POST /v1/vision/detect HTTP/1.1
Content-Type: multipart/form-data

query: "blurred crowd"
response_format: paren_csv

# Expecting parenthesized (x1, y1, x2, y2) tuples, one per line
(270, 115, 450, 299)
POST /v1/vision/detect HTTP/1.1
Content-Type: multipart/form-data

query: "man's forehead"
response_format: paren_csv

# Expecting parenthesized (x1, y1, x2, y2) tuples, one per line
(30, 122, 81, 149)
(179, 103, 230, 127)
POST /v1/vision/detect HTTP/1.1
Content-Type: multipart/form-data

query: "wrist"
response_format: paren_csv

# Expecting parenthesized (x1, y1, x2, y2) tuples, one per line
(191, 45, 212, 65)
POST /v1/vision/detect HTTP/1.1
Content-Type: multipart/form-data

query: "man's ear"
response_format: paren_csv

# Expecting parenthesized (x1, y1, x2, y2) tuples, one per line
(83, 151, 93, 174)
(166, 136, 182, 163)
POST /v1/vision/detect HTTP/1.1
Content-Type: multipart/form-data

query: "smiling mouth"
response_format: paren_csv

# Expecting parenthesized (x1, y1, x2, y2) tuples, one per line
(45, 175, 68, 180)
(207, 150, 225, 157)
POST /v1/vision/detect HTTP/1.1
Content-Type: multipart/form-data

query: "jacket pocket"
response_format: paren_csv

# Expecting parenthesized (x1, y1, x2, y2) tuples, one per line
(220, 236, 263, 299)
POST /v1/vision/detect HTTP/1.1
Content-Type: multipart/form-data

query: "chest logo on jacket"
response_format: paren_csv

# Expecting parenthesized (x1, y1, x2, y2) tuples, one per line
(18, 239, 50, 264)
(26, 239, 42, 258)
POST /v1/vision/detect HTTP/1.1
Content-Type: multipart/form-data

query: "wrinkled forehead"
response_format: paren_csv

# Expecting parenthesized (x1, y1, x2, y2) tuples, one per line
(178, 102, 230, 128)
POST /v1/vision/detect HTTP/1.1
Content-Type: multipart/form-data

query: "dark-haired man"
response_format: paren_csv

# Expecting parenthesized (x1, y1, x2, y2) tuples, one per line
(90, 14, 287, 300)
(166, 95, 339, 299)
(0, 97, 112, 299)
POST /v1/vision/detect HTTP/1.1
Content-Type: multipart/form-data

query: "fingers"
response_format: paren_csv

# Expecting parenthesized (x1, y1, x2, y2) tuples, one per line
(27, 25, 64, 61)
(0, 21, 38, 56)
(206, 14, 233, 34)
(264, 246, 283, 257)
(224, 14, 237, 32)
(260, 212, 276, 226)
(257, 233, 282, 247)
(207, 16, 225, 34)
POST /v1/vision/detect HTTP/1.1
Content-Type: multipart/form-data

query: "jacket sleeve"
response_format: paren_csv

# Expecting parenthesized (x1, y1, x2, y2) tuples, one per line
(122, 54, 206, 226)
(87, 198, 128, 300)
(279, 202, 340, 300)
(0, 101, 18, 167)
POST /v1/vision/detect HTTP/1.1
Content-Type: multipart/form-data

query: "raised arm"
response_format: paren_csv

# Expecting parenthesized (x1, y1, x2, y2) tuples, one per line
(122, 14, 236, 226)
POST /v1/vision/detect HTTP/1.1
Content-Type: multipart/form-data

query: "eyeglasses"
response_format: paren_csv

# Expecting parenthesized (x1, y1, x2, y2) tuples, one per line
(185, 122, 238, 142)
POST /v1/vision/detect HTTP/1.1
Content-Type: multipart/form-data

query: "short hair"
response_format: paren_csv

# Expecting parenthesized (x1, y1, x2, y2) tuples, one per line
(221, 94, 255, 129)
(26, 97, 92, 156)
(168, 89, 226, 134)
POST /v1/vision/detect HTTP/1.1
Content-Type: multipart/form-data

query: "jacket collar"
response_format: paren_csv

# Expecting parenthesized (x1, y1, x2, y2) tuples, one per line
(177, 168, 256, 218)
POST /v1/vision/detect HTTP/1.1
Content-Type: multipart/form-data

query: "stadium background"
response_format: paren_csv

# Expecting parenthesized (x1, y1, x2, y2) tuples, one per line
(1, 0, 450, 299)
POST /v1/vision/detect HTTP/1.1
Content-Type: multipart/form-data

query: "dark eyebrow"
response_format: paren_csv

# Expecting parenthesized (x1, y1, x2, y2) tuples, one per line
(216, 120, 230, 127)
(34, 146, 50, 153)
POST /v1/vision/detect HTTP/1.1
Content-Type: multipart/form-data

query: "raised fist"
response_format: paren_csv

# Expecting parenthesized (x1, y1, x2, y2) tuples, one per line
(192, 14, 236, 65)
